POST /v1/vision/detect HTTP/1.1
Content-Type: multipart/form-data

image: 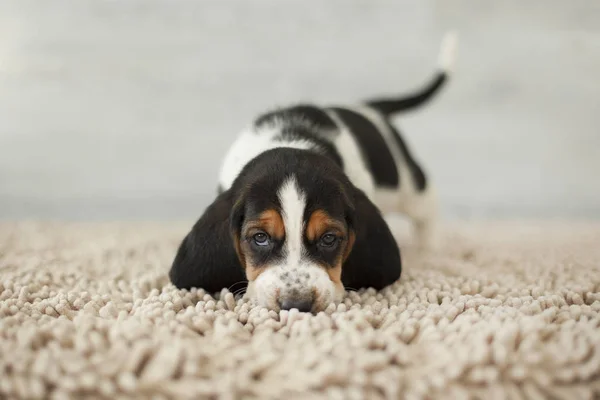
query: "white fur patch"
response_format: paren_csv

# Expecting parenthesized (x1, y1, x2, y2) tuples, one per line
(277, 177, 306, 263)
(438, 30, 459, 73)
(218, 126, 314, 191)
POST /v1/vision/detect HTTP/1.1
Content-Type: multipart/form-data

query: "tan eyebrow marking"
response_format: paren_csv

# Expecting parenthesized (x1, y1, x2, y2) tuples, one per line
(305, 209, 355, 284)
(243, 209, 285, 241)
(238, 209, 286, 281)
(305, 209, 345, 242)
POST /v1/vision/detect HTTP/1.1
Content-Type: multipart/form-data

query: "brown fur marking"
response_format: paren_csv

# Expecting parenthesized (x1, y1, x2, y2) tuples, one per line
(306, 209, 356, 282)
(246, 265, 266, 281)
(238, 209, 286, 281)
(244, 209, 285, 241)
(342, 231, 356, 263)
(233, 231, 246, 269)
(306, 210, 345, 242)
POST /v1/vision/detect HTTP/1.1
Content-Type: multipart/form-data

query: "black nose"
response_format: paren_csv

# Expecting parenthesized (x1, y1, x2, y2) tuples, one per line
(280, 299, 313, 312)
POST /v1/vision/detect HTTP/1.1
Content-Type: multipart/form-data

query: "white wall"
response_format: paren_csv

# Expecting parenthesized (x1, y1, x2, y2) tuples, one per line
(1, 0, 599, 220)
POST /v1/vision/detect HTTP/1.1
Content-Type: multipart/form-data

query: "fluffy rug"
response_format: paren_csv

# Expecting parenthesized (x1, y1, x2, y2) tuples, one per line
(1, 220, 599, 399)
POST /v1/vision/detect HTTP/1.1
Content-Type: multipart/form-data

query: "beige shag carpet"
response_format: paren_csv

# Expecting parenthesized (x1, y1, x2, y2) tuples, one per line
(1, 220, 600, 400)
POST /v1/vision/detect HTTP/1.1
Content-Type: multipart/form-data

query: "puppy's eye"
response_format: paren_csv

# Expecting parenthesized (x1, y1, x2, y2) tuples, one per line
(319, 233, 338, 247)
(253, 232, 270, 246)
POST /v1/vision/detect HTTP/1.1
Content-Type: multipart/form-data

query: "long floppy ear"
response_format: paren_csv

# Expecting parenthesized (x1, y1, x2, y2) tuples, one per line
(169, 189, 247, 293)
(341, 188, 402, 291)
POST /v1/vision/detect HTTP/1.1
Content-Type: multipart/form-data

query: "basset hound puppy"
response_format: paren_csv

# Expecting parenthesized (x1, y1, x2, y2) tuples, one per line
(170, 32, 458, 313)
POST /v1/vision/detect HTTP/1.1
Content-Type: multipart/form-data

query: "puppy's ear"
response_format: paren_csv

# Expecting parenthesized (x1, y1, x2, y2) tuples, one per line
(341, 188, 401, 291)
(169, 190, 247, 293)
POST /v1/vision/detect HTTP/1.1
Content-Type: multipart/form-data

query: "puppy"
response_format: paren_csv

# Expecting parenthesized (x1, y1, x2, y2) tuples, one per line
(170, 33, 457, 313)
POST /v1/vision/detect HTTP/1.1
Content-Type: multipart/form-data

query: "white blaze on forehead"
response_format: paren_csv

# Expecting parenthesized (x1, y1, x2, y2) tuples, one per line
(277, 177, 306, 263)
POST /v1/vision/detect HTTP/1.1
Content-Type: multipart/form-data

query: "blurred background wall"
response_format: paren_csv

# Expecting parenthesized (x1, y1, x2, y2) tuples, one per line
(1, 0, 599, 221)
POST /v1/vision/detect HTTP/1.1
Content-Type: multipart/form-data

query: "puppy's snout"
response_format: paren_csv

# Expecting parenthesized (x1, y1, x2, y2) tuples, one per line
(280, 298, 313, 312)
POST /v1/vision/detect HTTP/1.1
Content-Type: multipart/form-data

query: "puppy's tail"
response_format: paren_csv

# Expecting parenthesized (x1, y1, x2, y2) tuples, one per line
(365, 31, 458, 117)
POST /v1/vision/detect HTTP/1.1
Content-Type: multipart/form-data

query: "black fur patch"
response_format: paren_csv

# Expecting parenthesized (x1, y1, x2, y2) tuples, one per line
(328, 107, 399, 188)
(340, 188, 402, 291)
(384, 120, 427, 191)
(366, 72, 447, 116)
(273, 125, 344, 168)
(169, 190, 247, 292)
(255, 105, 344, 168)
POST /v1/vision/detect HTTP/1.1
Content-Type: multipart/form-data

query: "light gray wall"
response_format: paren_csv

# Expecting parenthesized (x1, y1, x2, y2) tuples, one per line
(1, 0, 599, 220)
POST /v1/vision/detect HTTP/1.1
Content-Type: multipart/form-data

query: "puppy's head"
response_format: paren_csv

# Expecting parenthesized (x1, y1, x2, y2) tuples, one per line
(230, 175, 355, 312)
(170, 148, 401, 313)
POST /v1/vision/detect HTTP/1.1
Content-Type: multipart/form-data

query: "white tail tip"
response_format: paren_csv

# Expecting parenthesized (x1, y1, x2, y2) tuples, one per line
(437, 30, 459, 73)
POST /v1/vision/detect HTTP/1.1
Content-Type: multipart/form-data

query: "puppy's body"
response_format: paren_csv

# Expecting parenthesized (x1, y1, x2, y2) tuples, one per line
(170, 33, 457, 312)
(218, 102, 438, 249)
